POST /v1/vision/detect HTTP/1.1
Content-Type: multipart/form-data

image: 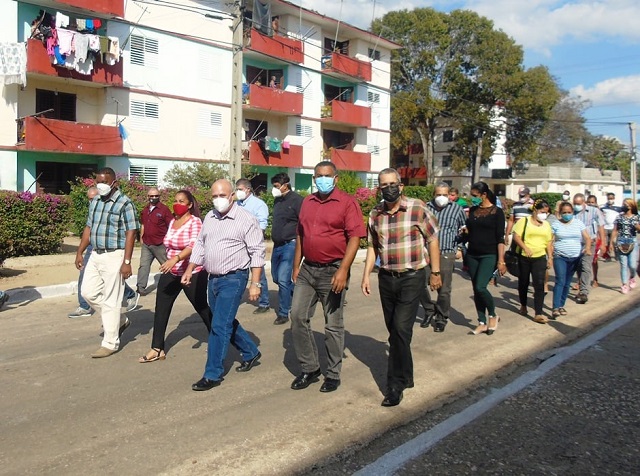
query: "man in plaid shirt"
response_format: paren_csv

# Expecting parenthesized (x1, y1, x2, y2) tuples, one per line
(361, 168, 441, 407)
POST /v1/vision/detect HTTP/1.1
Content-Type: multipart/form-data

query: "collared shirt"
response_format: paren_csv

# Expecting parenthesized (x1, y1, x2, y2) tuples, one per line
(512, 198, 534, 221)
(272, 191, 304, 245)
(87, 189, 139, 250)
(297, 188, 366, 263)
(574, 205, 604, 239)
(601, 204, 622, 230)
(237, 193, 269, 230)
(427, 200, 466, 253)
(368, 197, 439, 272)
(140, 201, 173, 246)
(190, 203, 265, 275)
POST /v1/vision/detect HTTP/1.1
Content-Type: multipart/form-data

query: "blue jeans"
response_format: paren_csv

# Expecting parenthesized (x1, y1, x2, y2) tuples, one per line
(258, 267, 269, 308)
(271, 240, 296, 317)
(203, 269, 259, 381)
(617, 245, 638, 285)
(553, 255, 581, 309)
(78, 245, 134, 309)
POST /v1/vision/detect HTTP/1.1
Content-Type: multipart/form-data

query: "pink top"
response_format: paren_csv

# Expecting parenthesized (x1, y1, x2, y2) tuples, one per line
(163, 215, 204, 276)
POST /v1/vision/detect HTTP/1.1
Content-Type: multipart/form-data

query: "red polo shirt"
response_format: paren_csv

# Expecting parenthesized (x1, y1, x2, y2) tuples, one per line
(297, 188, 366, 263)
(140, 202, 174, 246)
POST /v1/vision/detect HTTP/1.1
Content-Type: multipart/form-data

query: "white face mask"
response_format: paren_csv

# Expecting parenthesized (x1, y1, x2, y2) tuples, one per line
(96, 182, 113, 197)
(608, 199, 615, 205)
(271, 187, 282, 198)
(235, 190, 247, 201)
(213, 196, 231, 213)
(434, 195, 449, 208)
(536, 212, 548, 221)
(562, 194, 570, 201)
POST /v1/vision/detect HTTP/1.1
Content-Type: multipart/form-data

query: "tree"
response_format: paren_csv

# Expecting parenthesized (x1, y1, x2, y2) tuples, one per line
(164, 162, 256, 189)
(583, 136, 632, 181)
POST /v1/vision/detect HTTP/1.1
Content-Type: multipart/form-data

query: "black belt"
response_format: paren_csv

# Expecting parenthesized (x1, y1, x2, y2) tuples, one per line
(209, 268, 249, 278)
(379, 268, 422, 278)
(274, 239, 296, 247)
(304, 260, 341, 268)
(94, 248, 119, 254)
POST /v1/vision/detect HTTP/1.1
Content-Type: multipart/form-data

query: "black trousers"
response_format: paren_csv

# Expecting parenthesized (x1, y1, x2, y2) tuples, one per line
(378, 268, 425, 392)
(152, 270, 212, 350)
(419, 252, 456, 321)
(517, 255, 547, 315)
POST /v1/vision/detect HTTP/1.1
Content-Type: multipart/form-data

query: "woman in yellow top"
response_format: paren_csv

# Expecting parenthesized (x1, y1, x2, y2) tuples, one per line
(512, 199, 554, 324)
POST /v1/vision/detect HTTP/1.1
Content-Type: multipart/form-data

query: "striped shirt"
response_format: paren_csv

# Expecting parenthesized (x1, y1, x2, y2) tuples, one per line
(552, 218, 586, 258)
(238, 193, 269, 230)
(368, 197, 439, 272)
(190, 203, 265, 275)
(512, 198, 533, 220)
(163, 216, 204, 276)
(86, 189, 139, 250)
(574, 205, 604, 239)
(427, 200, 466, 253)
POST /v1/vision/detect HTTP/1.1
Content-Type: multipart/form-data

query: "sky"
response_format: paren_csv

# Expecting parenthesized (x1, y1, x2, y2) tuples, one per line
(299, 0, 640, 148)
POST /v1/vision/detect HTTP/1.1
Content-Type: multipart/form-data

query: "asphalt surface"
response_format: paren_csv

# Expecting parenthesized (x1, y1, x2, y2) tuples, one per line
(1, 259, 638, 475)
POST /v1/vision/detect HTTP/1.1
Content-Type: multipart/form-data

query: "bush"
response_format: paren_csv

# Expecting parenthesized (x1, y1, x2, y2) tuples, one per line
(336, 171, 364, 195)
(404, 185, 435, 203)
(0, 191, 70, 260)
(531, 192, 563, 210)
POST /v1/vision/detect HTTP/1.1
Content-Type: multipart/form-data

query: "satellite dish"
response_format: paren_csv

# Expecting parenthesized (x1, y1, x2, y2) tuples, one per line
(542, 180, 549, 191)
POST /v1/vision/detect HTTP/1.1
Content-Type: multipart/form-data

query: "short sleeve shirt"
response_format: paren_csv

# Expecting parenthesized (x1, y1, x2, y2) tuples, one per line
(551, 218, 586, 258)
(513, 217, 552, 258)
(613, 214, 640, 240)
(87, 190, 139, 250)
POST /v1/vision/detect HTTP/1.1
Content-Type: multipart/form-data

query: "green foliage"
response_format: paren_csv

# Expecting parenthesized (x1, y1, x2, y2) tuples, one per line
(164, 162, 258, 189)
(0, 191, 70, 260)
(583, 136, 632, 181)
(403, 185, 435, 203)
(336, 171, 364, 195)
(531, 193, 563, 210)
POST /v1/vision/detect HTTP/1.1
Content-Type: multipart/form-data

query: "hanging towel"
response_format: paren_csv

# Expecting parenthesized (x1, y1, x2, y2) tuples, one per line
(0, 42, 28, 86)
(74, 34, 89, 62)
(46, 32, 57, 56)
(57, 29, 74, 55)
(118, 123, 129, 140)
(55, 12, 69, 29)
(75, 57, 93, 75)
(88, 35, 100, 52)
(53, 45, 66, 65)
(76, 19, 86, 31)
(63, 52, 76, 69)
(99, 36, 109, 55)
(105, 36, 120, 65)
(86, 19, 94, 30)
(93, 19, 102, 30)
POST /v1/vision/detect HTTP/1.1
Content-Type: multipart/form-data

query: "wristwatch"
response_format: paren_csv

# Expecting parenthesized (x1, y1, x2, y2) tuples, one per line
(124, 259, 131, 265)
(431, 271, 441, 276)
(251, 282, 262, 288)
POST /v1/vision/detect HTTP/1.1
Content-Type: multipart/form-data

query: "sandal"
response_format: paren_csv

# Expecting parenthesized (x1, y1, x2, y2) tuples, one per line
(551, 309, 561, 319)
(486, 316, 500, 335)
(471, 323, 488, 335)
(533, 315, 549, 324)
(138, 348, 166, 363)
(559, 308, 568, 316)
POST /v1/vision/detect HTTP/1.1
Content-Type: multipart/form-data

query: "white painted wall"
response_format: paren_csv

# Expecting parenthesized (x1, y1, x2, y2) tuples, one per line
(0, 150, 18, 190)
(0, 0, 18, 42)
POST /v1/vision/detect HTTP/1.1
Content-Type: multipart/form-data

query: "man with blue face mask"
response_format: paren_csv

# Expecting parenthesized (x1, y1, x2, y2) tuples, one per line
(288, 161, 366, 394)
(572, 193, 607, 303)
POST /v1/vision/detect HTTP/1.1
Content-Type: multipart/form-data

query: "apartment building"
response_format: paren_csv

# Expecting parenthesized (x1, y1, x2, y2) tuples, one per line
(0, 0, 398, 194)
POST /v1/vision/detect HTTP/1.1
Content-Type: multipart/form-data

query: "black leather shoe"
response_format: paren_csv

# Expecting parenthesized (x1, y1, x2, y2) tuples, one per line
(236, 351, 261, 372)
(319, 377, 340, 393)
(575, 293, 588, 304)
(192, 377, 221, 391)
(381, 388, 403, 407)
(273, 315, 289, 325)
(434, 321, 447, 333)
(420, 313, 434, 328)
(291, 369, 322, 390)
(253, 306, 270, 314)
(406, 380, 414, 389)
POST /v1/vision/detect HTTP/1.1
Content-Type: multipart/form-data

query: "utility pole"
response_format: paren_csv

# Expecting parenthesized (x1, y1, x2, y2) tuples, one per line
(630, 122, 637, 202)
(229, 0, 245, 181)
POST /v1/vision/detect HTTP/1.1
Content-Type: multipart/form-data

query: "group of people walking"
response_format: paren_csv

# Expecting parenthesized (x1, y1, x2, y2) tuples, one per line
(71, 165, 639, 408)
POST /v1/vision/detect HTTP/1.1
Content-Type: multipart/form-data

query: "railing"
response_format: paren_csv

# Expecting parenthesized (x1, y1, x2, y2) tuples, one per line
(321, 52, 372, 82)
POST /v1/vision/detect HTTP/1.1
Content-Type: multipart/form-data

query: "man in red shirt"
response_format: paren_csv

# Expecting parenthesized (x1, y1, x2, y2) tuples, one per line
(137, 187, 173, 296)
(289, 161, 366, 393)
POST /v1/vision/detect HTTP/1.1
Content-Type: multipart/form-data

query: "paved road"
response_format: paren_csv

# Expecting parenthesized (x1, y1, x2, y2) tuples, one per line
(0, 260, 637, 475)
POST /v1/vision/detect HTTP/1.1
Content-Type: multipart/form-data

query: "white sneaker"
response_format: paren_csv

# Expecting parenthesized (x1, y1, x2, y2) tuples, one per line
(68, 306, 93, 318)
(125, 293, 141, 312)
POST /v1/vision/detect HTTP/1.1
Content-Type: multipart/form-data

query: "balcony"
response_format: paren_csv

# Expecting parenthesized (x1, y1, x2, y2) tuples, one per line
(244, 84, 303, 115)
(245, 29, 304, 64)
(246, 140, 303, 168)
(17, 116, 123, 156)
(26, 39, 123, 87)
(321, 52, 372, 82)
(56, 0, 124, 17)
(326, 148, 371, 172)
(321, 101, 371, 128)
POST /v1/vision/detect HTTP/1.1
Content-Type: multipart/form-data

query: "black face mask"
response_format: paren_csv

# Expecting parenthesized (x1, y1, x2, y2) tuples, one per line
(381, 184, 401, 203)
(621, 206, 629, 213)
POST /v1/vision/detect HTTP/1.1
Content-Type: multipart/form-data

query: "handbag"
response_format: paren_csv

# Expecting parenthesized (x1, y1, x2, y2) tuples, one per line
(616, 242, 635, 255)
(505, 218, 528, 277)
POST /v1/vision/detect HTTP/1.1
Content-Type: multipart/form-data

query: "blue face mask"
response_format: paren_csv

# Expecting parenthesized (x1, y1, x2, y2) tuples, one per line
(573, 204, 583, 212)
(315, 176, 335, 194)
(470, 196, 482, 207)
(561, 213, 573, 222)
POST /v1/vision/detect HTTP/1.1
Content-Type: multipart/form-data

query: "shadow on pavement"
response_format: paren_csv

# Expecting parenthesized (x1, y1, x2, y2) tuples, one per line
(345, 330, 388, 393)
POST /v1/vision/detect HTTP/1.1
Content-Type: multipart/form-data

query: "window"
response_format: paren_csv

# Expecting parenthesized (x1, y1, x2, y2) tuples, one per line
(368, 48, 381, 60)
(367, 91, 380, 104)
(441, 155, 452, 167)
(35, 89, 76, 121)
(324, 38, 349, 55)
(130, 35, 159, 68)
(246, 65, 283, 87)
(367, 145, 380, 155)
(129, 165, 159, 186)
(295, 124, 312, 138)
(197, 110, 223, 139)
(324, 84, 353, 103)
(130, 100, 159, 131)
(246, 119, 267, 141)
(442, 130, 454, 142)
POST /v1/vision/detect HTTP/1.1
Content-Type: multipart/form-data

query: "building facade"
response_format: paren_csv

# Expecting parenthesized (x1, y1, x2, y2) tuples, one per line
(0, 0, 398, 194)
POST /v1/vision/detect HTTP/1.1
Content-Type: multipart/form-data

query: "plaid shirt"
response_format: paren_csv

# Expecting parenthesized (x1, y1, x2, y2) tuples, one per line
(87, 189, 139, 250)
(368, 197, 439, 272)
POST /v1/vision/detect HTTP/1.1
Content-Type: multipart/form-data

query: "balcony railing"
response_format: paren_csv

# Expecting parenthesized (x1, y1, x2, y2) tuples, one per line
(26, 39, 123, 86)
(244, 84, 303, 115)
(17, 116, 123, 156)
(56, 0, 124, 17)
(321, 52, 372, 82)
(325, 148, 371, 172)
(246, 140, 303, 168)
(321, 100, 371, 128)
(244, 29, 304, 63)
